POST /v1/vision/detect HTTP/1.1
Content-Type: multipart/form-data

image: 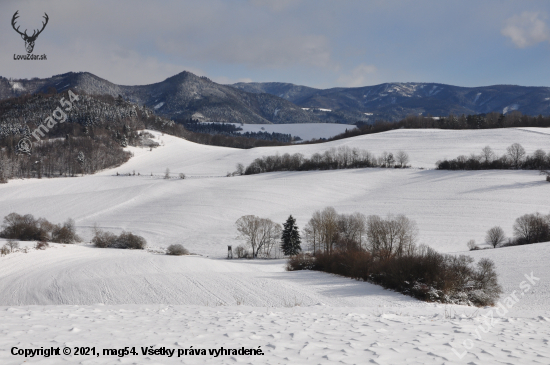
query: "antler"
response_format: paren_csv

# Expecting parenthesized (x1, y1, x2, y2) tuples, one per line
(29, 13, 49, 39)
(11, 11, 28, 37)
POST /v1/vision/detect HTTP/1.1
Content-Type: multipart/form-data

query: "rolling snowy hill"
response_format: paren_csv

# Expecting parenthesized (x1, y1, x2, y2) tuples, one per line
(1, 127, 549, 364)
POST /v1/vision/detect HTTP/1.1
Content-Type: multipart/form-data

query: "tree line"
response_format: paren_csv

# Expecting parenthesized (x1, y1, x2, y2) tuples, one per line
(240, 147, 410, 175)
(436, 143, 550, 171)
(176, 119, 299, 143)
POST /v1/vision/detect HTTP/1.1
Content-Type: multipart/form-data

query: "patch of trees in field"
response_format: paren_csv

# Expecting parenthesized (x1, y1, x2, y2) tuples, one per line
(287, 207, 502, 307)
(91, 226, 147, 250)
(436, 143, 550, 171)
(232, 214, 301, 259)
(0, 212, 80, 244)
(240, 147, 410, 175)
(469, 211, 550, 250)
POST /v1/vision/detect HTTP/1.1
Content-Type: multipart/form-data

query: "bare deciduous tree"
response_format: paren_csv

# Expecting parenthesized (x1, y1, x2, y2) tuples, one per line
(336, 212, 367, 250)
(481, 146, 495, 164)
(485, 226, 506, 248)
(513, 213, 550, 244)
(467, 239, 478, 251)
(366, 214, 418, 258)
(235, 163, 245, 175)
(507, 143, 526, 169)
(395, 151, 409, 168)
(7, 239, 19, 253)
(235, 215, 282, 258)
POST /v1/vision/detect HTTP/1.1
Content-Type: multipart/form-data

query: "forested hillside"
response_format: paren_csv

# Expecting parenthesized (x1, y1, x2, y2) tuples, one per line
(0, 91, 170, 182)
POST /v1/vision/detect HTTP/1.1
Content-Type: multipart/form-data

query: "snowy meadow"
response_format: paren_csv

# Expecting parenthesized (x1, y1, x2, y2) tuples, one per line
(0, 127, 549, 364)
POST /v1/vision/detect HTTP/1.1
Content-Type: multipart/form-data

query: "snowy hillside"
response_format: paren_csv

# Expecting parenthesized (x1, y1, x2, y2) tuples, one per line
(109, 127, 550, 176)
(1, 127, 549, 364)
(0, 128, 549, 255)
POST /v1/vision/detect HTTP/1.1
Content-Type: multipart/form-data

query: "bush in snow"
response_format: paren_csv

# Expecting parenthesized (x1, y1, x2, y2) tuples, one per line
(0, 213, 80, 243)
(166, 244, 189, 256)
(113, 232, 147, 249)
(35, 241, 49, 250)
(52, 218, 81, 244)
(234, 245, 250, 258)
(467, 239, 479, 251)
(92, 227, 146, 250)
(1, 244, 9, 256)
(288, 241, 502, 307)
(91, 228, 117, 248)
(286, 253, 315, 271)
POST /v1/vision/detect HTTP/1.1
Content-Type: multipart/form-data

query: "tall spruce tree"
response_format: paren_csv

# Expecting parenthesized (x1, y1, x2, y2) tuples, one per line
(281, 215, 301, 256)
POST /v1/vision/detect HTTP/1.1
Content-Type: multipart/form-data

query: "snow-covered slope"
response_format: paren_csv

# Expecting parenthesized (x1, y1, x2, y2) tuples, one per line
(2, 304, 549, 365)
(1, 128, 548, 256)
(106, 127, 550, 176)
(1, 127, 550, 364)
(0, 242, 421, 307)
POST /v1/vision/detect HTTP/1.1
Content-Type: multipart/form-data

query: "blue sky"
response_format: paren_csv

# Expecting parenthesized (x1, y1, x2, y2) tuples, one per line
(2, 0, 550, 88)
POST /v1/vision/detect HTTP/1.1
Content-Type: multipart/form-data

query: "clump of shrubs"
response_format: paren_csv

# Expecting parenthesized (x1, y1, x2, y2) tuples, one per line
(288, 246, 502, 307)
(92, 227, 146, 250)
(35, 241, 49, 250)
(0, 213, 81, 243)
(166, 244, 189, 256)
(286, 253, 315, 270)
(234, 245, 250, 258)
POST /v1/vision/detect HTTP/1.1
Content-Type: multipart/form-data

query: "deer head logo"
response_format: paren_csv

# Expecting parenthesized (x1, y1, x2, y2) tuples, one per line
(12, 11, 49, 54)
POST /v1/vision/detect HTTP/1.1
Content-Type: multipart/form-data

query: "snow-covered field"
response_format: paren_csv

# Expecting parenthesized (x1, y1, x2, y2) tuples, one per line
(232, 122, 354, 141)
(1, 128, 549, 364)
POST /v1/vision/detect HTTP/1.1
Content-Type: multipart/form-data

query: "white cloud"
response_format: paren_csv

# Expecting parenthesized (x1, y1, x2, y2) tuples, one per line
(501, 12, 550, 48)
(336, 64, 377, 87)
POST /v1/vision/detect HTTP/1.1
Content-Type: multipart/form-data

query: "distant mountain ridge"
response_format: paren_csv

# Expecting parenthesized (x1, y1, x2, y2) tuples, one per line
(0, 72, 341, 125)
(232, 82, 550, 121)
(2, 71, 550, 124)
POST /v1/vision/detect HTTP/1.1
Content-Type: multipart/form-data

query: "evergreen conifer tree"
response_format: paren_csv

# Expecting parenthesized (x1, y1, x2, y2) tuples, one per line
(281, 215, 301, 256)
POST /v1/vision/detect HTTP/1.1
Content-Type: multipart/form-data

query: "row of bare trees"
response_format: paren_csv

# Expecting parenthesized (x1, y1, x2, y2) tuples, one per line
(242, 147, 410, 175)
(437, 143, 550, 171)
(303, 207, 418, 259)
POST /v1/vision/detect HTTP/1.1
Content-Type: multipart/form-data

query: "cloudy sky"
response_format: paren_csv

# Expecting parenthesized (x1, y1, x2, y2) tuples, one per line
(2, 0, 550, 88)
